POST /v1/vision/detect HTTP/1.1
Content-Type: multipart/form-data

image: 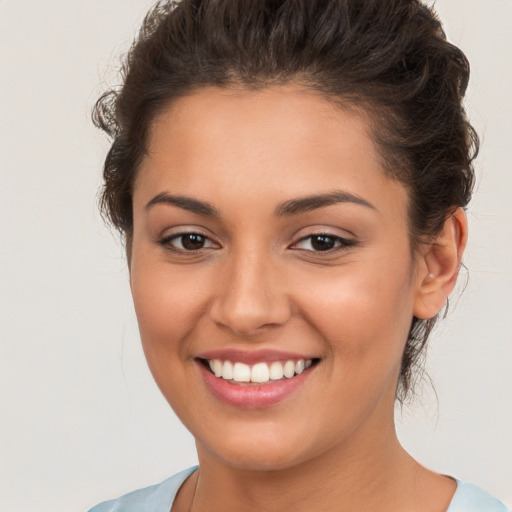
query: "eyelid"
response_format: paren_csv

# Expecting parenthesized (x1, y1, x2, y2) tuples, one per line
(155, 226, 356, 255)
(158, 228, 221, 253)
(290, 232, 356, 253)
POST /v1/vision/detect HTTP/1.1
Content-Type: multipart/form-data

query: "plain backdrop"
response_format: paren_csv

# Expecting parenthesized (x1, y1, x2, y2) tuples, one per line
(0, 1, 511, 510)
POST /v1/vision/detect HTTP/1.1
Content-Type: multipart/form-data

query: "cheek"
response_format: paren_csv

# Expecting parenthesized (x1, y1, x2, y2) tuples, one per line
(130, 264, 211, 416)
(131, 237, 211, 329)
(296, 261, 415, 372)
(129, 259, 208, 370)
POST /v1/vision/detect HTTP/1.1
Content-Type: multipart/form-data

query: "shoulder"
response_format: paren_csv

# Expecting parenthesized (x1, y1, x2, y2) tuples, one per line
(87, 466, 198, 512)
(447, 480, 510, 512)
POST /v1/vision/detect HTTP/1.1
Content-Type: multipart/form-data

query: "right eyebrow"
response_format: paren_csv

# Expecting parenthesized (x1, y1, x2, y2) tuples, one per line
(145, 192, 220, 217)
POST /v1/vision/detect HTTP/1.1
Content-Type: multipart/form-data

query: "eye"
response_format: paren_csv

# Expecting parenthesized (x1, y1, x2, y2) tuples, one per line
(160, 232, 218, 252)
(292, 234, 355, 252)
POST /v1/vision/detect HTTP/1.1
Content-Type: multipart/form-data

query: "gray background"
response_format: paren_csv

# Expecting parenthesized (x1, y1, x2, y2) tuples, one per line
(0, 1, 510, 510)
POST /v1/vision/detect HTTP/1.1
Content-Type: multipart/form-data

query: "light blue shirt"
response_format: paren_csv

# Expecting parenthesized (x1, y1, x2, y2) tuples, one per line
(88, 466, 510, 512)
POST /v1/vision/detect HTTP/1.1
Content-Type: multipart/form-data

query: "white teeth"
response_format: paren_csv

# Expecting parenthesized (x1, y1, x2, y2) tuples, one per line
(269, 361, 284, 380)
(207, 358, 314, 383)
(251, 362, 270, 383)
(283, 361, 295, 378)
(222, 360, 234, 380)
(212, 359, 223, 377)
(233, 362, 251, 382)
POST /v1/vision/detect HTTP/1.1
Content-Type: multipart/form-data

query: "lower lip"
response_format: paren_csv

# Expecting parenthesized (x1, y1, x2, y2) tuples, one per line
(197, 362, 315, 409)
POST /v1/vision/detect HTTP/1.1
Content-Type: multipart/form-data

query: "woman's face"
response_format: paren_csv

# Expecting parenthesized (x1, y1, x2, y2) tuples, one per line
(130, 86, 427, 471)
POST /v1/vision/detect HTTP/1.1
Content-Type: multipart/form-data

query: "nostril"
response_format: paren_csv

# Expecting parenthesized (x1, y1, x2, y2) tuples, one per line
(209, 290, 292, 336)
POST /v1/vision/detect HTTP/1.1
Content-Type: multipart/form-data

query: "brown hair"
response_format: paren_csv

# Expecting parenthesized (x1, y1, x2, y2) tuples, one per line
(93, 0, 478, 402)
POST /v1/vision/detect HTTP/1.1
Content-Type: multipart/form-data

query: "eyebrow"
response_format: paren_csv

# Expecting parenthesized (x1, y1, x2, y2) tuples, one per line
(145, 192, 220, 216)
(145, 189, 376, 217)
(274, 190, 376, 216)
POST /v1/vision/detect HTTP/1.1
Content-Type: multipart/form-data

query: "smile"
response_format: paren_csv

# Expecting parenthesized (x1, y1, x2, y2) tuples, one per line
(207, 359, 314, 384)
(197, 353, 320, 408)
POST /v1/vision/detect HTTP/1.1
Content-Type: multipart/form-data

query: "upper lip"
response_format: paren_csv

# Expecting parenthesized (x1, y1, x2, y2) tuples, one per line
(195, 348, 318, 365)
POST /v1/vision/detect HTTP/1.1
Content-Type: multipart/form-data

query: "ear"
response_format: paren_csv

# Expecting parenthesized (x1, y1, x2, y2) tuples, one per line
(413, 208, 468, 320)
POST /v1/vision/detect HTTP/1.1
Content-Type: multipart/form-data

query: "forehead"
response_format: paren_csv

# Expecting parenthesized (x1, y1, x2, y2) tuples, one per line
(147, 86, 372, 159)
(136, 85, 407, 220)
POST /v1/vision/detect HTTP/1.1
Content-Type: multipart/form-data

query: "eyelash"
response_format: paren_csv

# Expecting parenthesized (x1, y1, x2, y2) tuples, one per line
(159, 232, 218, 253)
(158, 232, 356, 255)
(291, 233, 356, 253)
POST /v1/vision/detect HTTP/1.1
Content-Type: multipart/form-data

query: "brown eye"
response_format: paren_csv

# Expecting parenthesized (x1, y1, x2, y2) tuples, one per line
(292, 233, 356, 253)
(160, 232, 218, 252)
(180, 233, 206, 250)
(310, 235, 336, 251)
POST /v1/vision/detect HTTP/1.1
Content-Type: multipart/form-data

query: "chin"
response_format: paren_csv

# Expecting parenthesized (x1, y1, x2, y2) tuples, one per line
(195, 422, 330, 473)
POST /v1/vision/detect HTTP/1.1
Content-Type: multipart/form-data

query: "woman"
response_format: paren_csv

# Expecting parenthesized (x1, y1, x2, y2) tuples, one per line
(89, 0, 509, 510)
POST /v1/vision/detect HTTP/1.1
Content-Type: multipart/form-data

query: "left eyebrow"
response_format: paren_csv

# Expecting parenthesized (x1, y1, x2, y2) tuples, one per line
(275, 190, 377, 216)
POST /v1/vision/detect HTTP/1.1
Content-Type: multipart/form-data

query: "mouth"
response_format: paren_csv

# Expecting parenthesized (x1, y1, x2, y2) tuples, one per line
(199, 358, 319, 385)
(195, 354, 320, 408)
(195, 349, 321, 407)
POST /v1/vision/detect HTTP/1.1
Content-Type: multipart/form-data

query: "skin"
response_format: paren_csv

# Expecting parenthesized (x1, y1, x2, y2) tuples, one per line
(129, 86, 467, 511)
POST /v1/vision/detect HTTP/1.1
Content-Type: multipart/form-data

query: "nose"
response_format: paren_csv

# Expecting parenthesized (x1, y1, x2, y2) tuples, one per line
(209, 248, 292, 336)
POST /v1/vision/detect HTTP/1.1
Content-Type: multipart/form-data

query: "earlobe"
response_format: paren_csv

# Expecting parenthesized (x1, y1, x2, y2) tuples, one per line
(413, 208, 468, 320)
